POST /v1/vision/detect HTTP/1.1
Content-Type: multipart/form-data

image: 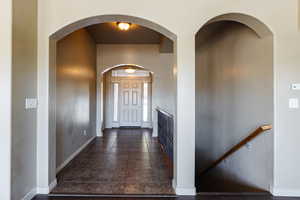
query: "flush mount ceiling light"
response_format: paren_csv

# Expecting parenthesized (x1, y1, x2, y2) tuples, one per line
(125, 68, 136, 74)
(117, 22, 131, 31)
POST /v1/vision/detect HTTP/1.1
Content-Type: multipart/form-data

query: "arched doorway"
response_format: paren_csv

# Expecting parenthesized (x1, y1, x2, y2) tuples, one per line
(100, 65, 153, 130)
(195, 13, 274, 193)
(47, 15, 177, 195)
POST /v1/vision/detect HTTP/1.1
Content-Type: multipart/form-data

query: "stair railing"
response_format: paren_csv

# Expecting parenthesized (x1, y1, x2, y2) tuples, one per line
(200, 125, 272, 175)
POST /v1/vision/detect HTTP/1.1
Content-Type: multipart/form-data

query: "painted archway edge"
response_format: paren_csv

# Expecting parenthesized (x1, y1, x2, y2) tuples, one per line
(47, 14, 178, 193)
(194, 12, 275, 192)
(196, 13, 273, 38)
(101, 64, 154, 75)
(50, 14, 177, 41)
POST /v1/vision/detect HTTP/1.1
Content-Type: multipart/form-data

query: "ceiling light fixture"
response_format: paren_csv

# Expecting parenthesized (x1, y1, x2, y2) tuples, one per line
(125, 68, 136, 74)
(117, 22, 131, 31)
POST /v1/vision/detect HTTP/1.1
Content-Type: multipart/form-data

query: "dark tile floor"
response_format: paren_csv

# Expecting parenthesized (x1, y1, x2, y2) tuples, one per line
(33, 194, 300, 200)
(51, 128, 174, 195)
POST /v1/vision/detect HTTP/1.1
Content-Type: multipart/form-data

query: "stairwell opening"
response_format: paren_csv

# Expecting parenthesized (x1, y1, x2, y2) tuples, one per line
(195, 13, 274, 193)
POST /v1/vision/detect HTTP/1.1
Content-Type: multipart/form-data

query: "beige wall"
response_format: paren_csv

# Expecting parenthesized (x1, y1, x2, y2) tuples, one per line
(273, 32, 300, 195)
(56, 29, 97, 169)
(1, 0, 298, 198)
(299, 1, 300, 30)
(34, 0, 300, 196)
(195, 22, 273, 192)
(97, 44, 175, 135)
(11, 0, 37, 199)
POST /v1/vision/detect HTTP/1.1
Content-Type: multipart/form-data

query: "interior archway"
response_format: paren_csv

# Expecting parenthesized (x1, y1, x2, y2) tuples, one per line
(50, 15, 176, 41)
(48, 15, 177, 195)
(205, 13, 273, 38)
(195, 13, 274, 193)
(102, 64, 153, 74)
(100, 64, 153, 131)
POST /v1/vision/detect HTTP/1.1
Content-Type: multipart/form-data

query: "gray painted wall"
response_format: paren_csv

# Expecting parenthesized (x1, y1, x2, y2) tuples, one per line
(56, 29, 97, 169)
(195, 22, 273, 192)
(11, 0, 37, 199)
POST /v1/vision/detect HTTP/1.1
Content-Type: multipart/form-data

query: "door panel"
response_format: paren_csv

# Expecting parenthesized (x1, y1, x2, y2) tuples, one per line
(123, 91, 129, 105)
(120, 80, 142, 127)
(123, 109, 130, 123)
(132, 91, 138, 105)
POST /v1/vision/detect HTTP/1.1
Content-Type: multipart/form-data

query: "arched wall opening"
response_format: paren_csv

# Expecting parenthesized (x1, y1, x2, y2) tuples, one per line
(195, 13, 274, 193)
(102, 64, 152, 74)
(47, 15, 178, 194)
(100, 64, 154, 131)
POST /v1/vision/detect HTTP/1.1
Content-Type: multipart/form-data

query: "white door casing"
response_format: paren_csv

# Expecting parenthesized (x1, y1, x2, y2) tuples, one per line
(104, 70, 152, 128)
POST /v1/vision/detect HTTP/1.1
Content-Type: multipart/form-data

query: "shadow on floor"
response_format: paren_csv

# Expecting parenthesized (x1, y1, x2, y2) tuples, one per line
(198, 170, 268, 193)
(195, 155, 268, 193)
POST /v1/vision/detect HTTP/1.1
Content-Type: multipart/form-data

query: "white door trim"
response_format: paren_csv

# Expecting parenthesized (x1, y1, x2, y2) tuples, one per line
(0, 0, 12, 199)
(103, 72, 152, 128)
(119, 79, 143, 127)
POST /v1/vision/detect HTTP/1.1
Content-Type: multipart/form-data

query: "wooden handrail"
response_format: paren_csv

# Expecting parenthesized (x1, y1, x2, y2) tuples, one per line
(200, 125, 272, 175)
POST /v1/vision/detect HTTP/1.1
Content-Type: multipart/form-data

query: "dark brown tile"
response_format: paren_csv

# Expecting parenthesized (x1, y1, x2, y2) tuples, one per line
(53, 128, 174, 195)
(35, 193, 296, 200)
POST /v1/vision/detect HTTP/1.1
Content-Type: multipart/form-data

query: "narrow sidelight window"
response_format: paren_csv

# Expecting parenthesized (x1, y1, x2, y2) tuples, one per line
(113, 83, 119, 122)
(143, 83, 148, 122)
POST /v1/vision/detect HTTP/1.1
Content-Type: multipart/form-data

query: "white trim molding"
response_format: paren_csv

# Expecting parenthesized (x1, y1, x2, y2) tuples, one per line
(21, 188, 37, 200)
(49, 179, 57, 192)
(0, 0, 12, 199)
(272, 187, 300, 197)
(175, 186, 196, 196)
(172, 179, 196, 196)
(37, 179, 57, 194)
(56, 136, 95, 173)
(36, 187, 48, 195)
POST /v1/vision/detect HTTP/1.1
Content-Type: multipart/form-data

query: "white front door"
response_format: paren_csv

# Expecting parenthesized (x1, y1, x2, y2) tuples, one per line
(120, 80, 142, 127)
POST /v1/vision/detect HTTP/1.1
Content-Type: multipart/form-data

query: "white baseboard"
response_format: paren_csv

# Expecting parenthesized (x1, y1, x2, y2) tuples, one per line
(97, 129, 103, 137)
(37, 179, 57, 194)
(152, 127, 158, 137)
(272, 187, 300, 197)
(21, 188, 37, 200)
(172, 179, 196, 196)
(36, 187, 48, 194)
(56, 136, 95, 173)
(175, 186, 196, 196)
(49, 179, 57, 192)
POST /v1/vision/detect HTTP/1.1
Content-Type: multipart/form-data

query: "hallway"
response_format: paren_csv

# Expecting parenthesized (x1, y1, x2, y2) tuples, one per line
(52, 128, 174, 195)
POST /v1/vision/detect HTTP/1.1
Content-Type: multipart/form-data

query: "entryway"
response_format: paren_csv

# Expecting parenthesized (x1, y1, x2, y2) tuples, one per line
(52, 128, 174, 194)
(103, 66, 152, 129)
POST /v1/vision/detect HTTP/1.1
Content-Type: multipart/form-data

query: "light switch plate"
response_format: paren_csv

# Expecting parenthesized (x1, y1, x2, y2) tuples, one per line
(291, 84, 300, 90)
(289, 98, 299, 109)
(25, 98, 38, 109)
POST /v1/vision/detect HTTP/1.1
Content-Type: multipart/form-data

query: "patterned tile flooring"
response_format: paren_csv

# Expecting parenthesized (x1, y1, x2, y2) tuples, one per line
(34, 195, 300, 200)
(51, 128, 174, 195)
(33, 195, 300, 200)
